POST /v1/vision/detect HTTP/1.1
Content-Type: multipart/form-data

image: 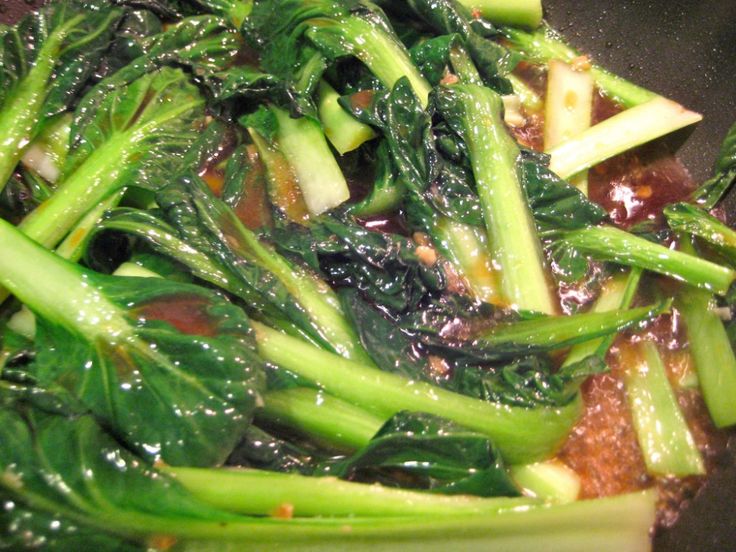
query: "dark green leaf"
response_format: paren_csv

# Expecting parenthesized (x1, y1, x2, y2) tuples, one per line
(27, 272, 266, 467)
(692, 121, 736, 209)
(272, 216, 446, 313)
(520, 150, 608, 231)
(378, 0, 516, 92)
(321, 411, 520, 497)
(339, 289, 428, 377)
(0, 386, 243, 543)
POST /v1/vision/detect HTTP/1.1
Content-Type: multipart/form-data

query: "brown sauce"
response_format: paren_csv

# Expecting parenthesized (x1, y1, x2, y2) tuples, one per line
(229, 145, 273, 230)
(500, 76, 728, 529)
(134, 293, 220, 337)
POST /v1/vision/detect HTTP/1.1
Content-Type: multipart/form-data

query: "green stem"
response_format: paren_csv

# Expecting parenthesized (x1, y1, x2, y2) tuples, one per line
(259, 388, 384, 451)
(437, 84, 555, 314)
(677, 237, 736, 427)
(457, 0, 542, 28)
(18, 98, 203, 249)
(0, 218, 129, 340)
(562, 226, 736, 295)
(478, 299, 667, 353)
(271, 106, 350, 215)
(622, 341, 705, 476)
(170, 490, 657, 551)
(166, 466, 536, 518)
(251, 322, 582, 465)
(510, 460, 580, 504)
(318, 81, 376, 155)
(0, 16, 84, 190)
(548, 97, 702, 180)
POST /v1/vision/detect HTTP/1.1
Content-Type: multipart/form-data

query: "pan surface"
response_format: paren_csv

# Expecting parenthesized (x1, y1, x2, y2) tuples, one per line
(1, 1, 735, 550)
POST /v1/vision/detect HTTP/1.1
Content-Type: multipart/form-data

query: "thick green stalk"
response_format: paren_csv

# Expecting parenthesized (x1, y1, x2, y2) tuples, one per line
(251, 322, 582, 464)
(259, 388, 384, 451)
(0, 218, 129, 340)
(171, 490, 658, 552)
(457, 0, 542, 28)
(548, 97, 702, 180)
(562, 226, 736, 295)
(677, 237, 736, 427)
(437, 84, 555, 314)
(622, 341, 705, 476)
(502, 26, 657, 108)
(0, 15, 84, 190)
(318, 81, 376, 155)
(270, 107, 350, 215)
(562, 268, 642, 366)
(166, 466, 536, 518)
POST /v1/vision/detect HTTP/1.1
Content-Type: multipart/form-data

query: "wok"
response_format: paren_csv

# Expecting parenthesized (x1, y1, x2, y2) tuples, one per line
(1, 1, 735, 550)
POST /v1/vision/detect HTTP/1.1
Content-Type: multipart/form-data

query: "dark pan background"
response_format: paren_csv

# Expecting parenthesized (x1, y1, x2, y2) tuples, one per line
(2, 0, 735, 550)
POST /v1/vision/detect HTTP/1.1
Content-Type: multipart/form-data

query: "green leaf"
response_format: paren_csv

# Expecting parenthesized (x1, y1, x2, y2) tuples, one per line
(0, 0, 122, 189)
(19, 67, 207, 250)
(520, 150, 608, 231)
(0, 218, 265, 467)
(380, 0, 517, 92)
(691, 122, 736, 209)
(0, 386, 246, 542)
(320, 411, 520, 497)
(273, 218, 446, 313)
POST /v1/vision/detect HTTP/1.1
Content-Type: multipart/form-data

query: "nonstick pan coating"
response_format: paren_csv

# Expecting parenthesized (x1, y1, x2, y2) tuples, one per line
(1, 1, 735, 550)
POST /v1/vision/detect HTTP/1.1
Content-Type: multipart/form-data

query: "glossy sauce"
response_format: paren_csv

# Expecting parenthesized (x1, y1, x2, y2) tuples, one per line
(505, 71, 726, 528)
(135, 294, 220, 337)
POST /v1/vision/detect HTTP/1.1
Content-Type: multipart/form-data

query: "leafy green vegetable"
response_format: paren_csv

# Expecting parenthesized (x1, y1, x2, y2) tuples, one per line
(0, 0, 122, 190)
(381, 0, 517, 92)
(692, 122, 736, 209)
(96, 173, 370, 362)
(273, 218, 446, 313)
(253, 320, 583, 464)
(245, 0, 432, 105)
(665, 202, 736, 264)
(0, 384, 247, 543)
(559, 225, 736, 295)
(167, 465, 534, 518)
(0, 218, 265, 466)
(319, 411, 519, 497)
(435, 83, 554, 313)
(19, 67, 207, 250)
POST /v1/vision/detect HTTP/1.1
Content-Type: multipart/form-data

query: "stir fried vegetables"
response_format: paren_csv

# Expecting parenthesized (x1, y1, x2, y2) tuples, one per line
(0, 0, 733, 550)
